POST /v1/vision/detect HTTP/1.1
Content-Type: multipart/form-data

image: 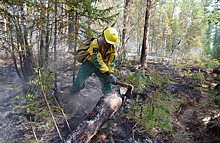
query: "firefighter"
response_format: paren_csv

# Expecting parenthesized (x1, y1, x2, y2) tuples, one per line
(70, 27, 118, 95)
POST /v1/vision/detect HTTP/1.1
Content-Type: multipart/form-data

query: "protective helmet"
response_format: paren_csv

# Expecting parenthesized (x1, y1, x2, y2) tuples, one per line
(104, 27, 118, 45)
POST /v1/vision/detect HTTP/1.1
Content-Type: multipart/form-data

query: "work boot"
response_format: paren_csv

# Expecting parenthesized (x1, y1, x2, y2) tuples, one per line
(103, 93, 112, 98)
(70, 83, 85, 94)
(55, 87, 73, 103)
(54, 92, 67, 103)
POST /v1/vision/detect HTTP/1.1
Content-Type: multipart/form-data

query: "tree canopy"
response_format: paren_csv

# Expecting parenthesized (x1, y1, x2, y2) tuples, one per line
(0, 0, 219, 78)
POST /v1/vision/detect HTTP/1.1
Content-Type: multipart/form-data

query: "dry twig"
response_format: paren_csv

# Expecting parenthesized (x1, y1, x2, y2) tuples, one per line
(126, 119, 141, 136)
(53, 95, 71, 132)
(41, 84, 63, 141)
(32, 126, 40, 143)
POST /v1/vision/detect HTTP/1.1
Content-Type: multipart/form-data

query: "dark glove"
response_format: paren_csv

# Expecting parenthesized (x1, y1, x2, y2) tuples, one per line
(108, 74, 117, 85)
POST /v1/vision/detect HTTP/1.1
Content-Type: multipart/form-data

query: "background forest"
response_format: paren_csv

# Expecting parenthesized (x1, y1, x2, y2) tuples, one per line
(0, 0, 219, 82)
(0, 0, 219, 143)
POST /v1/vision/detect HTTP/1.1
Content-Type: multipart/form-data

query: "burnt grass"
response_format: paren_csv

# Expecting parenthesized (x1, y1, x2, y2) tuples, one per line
(0, 55, 219, 143)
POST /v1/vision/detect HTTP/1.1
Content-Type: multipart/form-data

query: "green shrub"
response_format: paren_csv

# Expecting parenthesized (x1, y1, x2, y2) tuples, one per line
(12, 68, 65, 141)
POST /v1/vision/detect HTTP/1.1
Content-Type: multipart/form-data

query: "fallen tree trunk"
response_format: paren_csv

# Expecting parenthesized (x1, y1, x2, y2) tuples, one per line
(65, 81, 133, 143)
(65, 93, 123, 143)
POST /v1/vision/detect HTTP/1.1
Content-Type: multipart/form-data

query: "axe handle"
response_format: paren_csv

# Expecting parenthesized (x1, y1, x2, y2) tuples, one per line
(116, 80, 129, 88)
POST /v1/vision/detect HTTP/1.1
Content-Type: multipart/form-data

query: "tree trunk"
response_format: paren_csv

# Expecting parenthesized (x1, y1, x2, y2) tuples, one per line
(10, 34, 23, 81)
(15, 26, 25, 80)
(68, 0, 74, 52)
(18, 6, 34, 82)
(45, 0, 50, 69)
(87, 0, 92, 39)
(140, 0, 152, 68)
(54, 0, 58, 95)
(39, 31, 45, 68)
(73, 11, 79, 82)
(122, 0, 130, 61)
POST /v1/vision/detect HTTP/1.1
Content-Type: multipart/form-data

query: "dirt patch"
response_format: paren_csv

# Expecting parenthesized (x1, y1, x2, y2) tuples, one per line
(0, 58, 24, 142)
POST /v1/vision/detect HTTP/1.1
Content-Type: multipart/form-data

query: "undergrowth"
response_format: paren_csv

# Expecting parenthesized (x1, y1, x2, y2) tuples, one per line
(11, 68, 69, 142)
(122, 57, 215, 140)
(123, 69, 183, 137)
(207, 89, 219, 108)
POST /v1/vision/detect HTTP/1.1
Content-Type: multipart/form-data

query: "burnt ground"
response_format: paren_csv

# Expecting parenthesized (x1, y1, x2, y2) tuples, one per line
(0, 52, 219, 143)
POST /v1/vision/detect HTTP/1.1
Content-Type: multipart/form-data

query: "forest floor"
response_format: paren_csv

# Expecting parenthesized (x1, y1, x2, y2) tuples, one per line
(0, 52, 219, 143)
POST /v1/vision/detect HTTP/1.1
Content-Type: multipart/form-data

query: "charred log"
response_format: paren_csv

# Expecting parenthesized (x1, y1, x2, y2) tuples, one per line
(65, 81, 133, 143)
(65, 93, 123, 143)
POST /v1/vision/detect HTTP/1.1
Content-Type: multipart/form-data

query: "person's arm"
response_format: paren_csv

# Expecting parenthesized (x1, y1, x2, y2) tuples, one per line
(107, 46, 116, 74)
(106, 46, 117, 85)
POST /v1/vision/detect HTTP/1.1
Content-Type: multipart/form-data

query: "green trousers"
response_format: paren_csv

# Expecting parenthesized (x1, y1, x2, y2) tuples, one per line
(70, 61, 112, 94)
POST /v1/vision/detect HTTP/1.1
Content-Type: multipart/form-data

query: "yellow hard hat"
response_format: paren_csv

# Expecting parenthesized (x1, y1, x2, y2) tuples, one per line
(104, 27, 118, 45)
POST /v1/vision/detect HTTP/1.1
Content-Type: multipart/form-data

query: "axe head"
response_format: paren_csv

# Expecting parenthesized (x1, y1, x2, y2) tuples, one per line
(125, 84, 134, 99)
(117, 81, 133, 99)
